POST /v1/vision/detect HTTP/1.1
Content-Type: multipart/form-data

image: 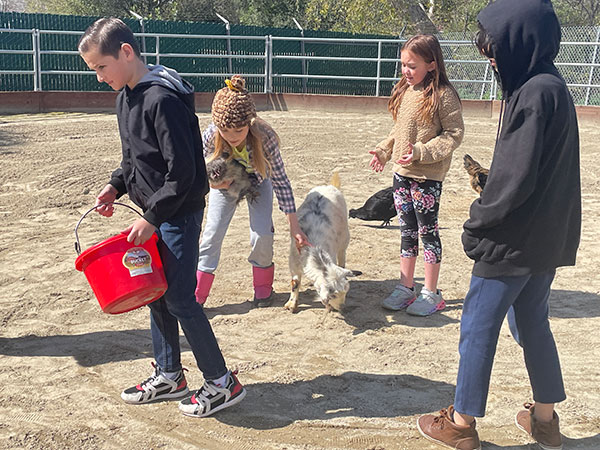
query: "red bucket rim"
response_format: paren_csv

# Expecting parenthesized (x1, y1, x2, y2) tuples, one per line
(74, 233, 158, 272)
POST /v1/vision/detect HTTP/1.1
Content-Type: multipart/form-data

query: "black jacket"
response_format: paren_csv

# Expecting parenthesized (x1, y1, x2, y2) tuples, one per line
(110, 67, 208, 227)
(463, 0, 581, 277)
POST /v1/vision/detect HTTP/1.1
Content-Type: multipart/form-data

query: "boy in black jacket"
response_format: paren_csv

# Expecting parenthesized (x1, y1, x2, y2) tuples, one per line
(416, 0, 581, 449)
(79, 17, 246, 418)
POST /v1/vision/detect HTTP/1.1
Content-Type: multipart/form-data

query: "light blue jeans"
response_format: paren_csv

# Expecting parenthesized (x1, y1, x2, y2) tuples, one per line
(197, 179, 274, 272)
(454, 270, 565, 417)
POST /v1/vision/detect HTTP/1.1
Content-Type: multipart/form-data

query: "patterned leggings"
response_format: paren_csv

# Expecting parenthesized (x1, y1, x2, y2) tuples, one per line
(393, 173, 443, 264)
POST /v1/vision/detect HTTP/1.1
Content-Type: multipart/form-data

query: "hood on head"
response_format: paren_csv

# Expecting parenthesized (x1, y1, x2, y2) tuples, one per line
(139, 64, 194, 95)
(477, 0, 561, 95)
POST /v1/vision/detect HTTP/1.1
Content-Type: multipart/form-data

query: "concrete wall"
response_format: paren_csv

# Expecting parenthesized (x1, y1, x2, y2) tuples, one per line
(0, 91, 598, 122)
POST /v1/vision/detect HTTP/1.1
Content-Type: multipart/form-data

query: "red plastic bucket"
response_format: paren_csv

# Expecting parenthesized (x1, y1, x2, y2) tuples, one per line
(74, 203, 168, 314)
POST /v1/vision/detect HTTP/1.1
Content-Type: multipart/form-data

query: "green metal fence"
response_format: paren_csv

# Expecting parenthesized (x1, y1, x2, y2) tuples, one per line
(1, 12, 599, 105)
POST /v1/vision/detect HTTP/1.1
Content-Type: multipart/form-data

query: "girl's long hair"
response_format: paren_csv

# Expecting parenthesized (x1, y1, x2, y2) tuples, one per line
(388, 34, 459, 123)
(210, 116, 274, 178)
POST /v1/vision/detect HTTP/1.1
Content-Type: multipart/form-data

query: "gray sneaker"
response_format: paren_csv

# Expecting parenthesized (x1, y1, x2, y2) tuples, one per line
(382, 284, 417, 311)
(406, 288, 445, 316)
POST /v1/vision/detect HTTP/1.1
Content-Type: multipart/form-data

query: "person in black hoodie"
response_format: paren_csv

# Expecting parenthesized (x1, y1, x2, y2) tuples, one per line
(416, 1, 581, 449)
(78, 17, 246, 418)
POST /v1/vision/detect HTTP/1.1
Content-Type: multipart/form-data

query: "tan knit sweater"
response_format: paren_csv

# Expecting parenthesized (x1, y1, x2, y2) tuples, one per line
(374, 84, 464, 182)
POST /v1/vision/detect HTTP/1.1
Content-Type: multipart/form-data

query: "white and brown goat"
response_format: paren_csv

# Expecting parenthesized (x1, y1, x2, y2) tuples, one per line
(284, 174, 354, 313)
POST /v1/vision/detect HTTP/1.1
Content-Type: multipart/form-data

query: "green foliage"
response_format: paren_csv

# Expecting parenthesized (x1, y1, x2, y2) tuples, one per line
(238, 0, 307, 28)
(24, 0, 600, 32)
(553, 0, 600, 26)
(26, 0, 178, 19)
(427, 0, 488, 34)
(172, 0, 242, 22)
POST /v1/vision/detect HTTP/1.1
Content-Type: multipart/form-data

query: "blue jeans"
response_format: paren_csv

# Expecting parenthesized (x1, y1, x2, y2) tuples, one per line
(149, 210, 227, 381)
(454, 270, 565, 417)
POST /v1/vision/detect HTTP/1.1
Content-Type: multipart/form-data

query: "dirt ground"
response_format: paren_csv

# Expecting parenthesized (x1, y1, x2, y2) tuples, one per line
(0, 108, 599, 450)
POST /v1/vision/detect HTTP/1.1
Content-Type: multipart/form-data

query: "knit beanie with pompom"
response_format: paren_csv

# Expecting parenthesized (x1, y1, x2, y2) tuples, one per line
(211, 75, 257, 129)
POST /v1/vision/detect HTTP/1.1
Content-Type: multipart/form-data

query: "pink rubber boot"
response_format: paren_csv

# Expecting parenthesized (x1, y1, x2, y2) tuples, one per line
(195, 271, 215, 305)
(252, 264, 274, 307)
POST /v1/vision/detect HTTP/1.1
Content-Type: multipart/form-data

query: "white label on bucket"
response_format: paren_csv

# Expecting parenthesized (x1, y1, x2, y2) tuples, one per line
(122, 247, 153, 277)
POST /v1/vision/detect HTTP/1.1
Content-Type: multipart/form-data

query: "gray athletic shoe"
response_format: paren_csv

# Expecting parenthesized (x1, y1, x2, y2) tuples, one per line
(382, 284, 417, 311)
(406, 288, 445, 316)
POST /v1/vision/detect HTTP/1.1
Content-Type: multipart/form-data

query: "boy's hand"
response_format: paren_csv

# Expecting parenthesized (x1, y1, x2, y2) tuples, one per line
(95, 184, 118, 217)
(368, 150, 385, 172)
(210, 179, 233, 190)
(123, 218, 156, 246)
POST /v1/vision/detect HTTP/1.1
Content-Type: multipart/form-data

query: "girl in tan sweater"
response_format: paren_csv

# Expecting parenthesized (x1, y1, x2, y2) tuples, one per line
(370, 34, 464, 316)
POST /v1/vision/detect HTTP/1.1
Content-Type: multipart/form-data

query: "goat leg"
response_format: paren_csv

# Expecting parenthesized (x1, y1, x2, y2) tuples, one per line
(284, 275, 301, 313)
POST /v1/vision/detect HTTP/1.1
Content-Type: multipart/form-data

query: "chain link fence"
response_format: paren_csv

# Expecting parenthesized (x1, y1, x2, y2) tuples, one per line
(1, 13, 599, 105)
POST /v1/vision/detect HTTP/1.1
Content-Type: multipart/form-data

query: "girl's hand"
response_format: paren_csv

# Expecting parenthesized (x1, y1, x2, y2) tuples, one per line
(368, 150, 385, 172)
(396, 143, 414, 166)
(287, 213, 312, 252)
(292, 228, 311, 252)
(123, 218, 156, 246)
(95, 184, 118, 217)
(210, 179, 233, 190)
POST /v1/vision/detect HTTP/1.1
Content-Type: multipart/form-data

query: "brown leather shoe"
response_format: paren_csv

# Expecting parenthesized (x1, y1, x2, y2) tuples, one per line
(417, 405, 482, 450)
(515, 402, 563, 450)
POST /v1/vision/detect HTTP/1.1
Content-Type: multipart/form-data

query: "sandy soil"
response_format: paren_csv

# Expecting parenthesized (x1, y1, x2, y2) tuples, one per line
(0, 109, 599, 450)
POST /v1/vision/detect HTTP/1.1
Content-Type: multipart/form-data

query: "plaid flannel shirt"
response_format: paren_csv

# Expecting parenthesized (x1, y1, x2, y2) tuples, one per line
(202, 123, 296, 213)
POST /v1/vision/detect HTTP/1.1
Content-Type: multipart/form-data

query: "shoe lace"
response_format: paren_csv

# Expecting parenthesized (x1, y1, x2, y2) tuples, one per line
(140, 362, 187, 388)
(137, 362, 162, 388)
(432, 408, 450, 429)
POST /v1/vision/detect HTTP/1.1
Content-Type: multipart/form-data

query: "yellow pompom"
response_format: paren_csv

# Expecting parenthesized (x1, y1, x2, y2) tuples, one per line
(224, 79, 239, 92)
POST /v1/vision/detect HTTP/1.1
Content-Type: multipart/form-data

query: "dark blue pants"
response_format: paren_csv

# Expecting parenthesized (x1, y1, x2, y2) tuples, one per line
(149, 210, 227, 380)
(454, 270, 565, 417)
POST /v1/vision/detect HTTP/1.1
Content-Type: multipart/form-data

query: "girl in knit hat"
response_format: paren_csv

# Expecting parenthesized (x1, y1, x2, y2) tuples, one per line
(195, 75, 309, 306)
(369, 34, 464, 317)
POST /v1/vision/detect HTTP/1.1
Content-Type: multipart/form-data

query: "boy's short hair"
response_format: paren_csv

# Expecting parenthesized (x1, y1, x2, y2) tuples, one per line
(78, 17, 141, 59)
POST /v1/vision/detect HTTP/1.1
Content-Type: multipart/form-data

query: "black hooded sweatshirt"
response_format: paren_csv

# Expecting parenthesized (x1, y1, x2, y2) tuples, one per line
(462, 0, 581, 277)
(109, 65, 209, 228)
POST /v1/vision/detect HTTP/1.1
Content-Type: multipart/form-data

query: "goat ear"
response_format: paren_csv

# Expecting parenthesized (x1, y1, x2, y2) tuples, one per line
(343, 268, 356, 278)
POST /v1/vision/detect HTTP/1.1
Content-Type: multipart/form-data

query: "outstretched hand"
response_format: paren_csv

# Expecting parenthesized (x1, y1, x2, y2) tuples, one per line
(368, 149, 385, 172)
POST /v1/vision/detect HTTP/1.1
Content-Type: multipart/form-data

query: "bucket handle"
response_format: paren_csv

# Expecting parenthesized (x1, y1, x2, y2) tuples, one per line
(74, 202, 143, 255)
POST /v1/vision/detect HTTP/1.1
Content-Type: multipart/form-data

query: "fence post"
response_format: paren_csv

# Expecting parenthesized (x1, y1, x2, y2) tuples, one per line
(394, 27, 406, 80)
(292, 18, 307, 93)
(376, 40, 382, 97)
(31, 28, 39, 91)
(585, 26, 600, 106)
(480, 63, 489, 100)
(34, 29, 41, 91)
(155, 36, 160, 66)
(264, 35, 271, 93)
(129, 11, 147, 64)
(216, 13, 233, 75)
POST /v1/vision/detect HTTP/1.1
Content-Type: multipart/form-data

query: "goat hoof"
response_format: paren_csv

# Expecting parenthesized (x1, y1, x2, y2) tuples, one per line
(284, 300, 298, 313)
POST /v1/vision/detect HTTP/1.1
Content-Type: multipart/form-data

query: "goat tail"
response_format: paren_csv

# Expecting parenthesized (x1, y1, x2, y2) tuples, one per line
(330, 171, 341, 190)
